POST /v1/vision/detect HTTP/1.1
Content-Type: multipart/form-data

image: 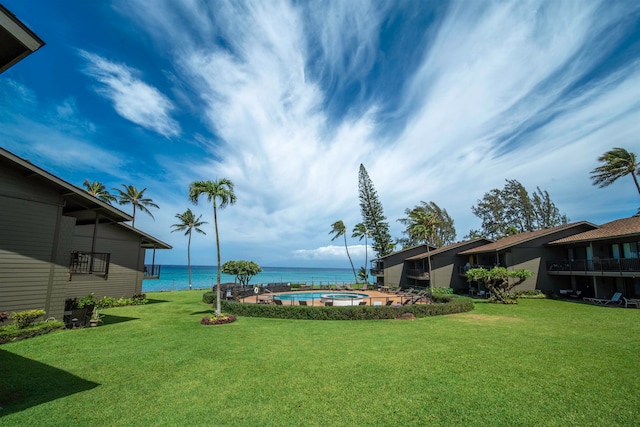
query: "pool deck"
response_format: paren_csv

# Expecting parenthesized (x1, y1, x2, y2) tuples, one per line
(242, 289, 424, 306)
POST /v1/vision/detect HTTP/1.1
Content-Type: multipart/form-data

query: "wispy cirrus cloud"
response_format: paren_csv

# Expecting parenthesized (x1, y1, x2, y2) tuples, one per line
(113, 0, 640, 265)
(79, 50, 180, 138)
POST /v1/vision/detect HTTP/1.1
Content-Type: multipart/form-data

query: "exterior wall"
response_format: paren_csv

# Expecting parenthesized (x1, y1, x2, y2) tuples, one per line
(66, 223, 143, 299)
(0, 195, 59, 315)
(381, 246, 428, 287)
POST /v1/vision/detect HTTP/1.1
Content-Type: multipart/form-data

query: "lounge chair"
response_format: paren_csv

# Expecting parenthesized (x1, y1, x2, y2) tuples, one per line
(623, 297, 640, 308)
(324, 301, 333, 307)
(385, 300, 394, 306)
(400, 288, 415, 297)
(299, 300, 308, 306)
(360, 283, 368, 291)
(274, 299, 283, 305)
(344, 284, 354, 291)
(388, 287, 403, 295)
(335, 284, 344, 291)
(359, 301, 367, 306)
(584, 292, 622, 305)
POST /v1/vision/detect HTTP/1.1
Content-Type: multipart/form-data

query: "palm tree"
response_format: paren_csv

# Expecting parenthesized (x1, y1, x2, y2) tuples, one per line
(352, 222, 370, 283)
(83, 179, 116, 204)
(170, 209, 207, 290)
(329, 220, 358, 284)
(407, 208, 440, 298)
(113, 184, 159, 227)
(189, 179, 236, 316)
(590, 147, 640, 195)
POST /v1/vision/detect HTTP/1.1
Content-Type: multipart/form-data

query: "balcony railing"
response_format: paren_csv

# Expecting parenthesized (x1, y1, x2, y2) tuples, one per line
(144, 264, 162, 279)
(546, 258, 640, 274)
(407, 269, 430, 280)
(69, 251, 110, 280)
(370, 268, 384, 276)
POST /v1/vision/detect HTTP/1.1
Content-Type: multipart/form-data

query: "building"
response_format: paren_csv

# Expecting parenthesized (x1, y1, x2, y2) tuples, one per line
(546, 216, 640, 299)
(0, 148, 171, 320)
(405, 238, 493, 291)
(458, 222, 597, 293)
(0, 4, 45, 73)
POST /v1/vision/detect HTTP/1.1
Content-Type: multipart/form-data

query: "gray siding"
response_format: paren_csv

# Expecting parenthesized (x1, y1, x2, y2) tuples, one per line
(0, 195, 60, 316)
(66, 224, 144, 299)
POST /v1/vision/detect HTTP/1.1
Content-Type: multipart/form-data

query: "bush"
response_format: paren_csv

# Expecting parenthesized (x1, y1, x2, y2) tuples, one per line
(0, 321, 64, 344)
(513, 289, 546, 299)
(202, 292, 474, 320)
(96, 294, 148, 309)
(78, 294, 98, 308)
(10, 309, 46, 329)
(432, 287, 454, 295)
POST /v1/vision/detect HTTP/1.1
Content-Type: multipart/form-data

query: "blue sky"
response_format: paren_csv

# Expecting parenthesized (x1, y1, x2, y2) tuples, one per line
(2, 0, 639, 268)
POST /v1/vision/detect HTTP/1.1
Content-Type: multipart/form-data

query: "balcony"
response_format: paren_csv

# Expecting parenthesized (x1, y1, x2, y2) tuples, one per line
(69, 251, 110, 280)
(407, 269, 430, 280)
(547, 258, 640, 276)
(144, 264, 162, 280)
(370, 268, 384, 277)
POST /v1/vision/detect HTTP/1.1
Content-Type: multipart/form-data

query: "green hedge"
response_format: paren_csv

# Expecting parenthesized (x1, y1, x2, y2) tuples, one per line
(0, 321, 64, 345)
(202, 292, 473, 320)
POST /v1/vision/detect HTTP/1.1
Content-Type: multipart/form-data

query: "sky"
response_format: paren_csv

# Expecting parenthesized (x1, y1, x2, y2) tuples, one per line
(1, 0, 639, 269)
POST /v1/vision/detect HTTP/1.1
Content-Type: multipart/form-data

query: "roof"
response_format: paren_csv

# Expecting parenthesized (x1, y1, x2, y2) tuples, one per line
(117, 223, 172, 250)
(0, 147, 133, 225)
(458, 222, 597, 255)
(406, 238, 493, 260)
(0, 4, 45, 73)
(373, 243, 437, 261)
(548, 216, 640, 245)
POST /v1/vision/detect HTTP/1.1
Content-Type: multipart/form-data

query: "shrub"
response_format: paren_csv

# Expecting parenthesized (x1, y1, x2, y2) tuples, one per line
(10, 309, 46, 329)
(432, 287, 454, 295)
(96, 294, 148, 309)
(78, 294, 98, 308)
(202, 292, 474, 320)
(0, 321, 64, 344)
(96, 296, 117, 308)
(513, 289, 546, 298)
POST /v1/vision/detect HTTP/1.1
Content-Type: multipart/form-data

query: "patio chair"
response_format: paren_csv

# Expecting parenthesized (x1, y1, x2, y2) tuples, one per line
(477, 290, 486, 298)
(623, 297, 640, 308)
(324, 301, 333, 307)
(299, 300, 308, 306)
(274, 299, 283, 305)
(586, 292, 623, 305)
(344, 284, 354, 291)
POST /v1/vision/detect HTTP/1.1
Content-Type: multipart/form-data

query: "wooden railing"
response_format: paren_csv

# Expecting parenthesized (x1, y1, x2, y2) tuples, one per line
(69, 251, 110, 280)
(546, 258, 640, 274)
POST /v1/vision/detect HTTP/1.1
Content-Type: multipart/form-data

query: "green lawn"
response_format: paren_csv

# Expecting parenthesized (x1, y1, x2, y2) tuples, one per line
(1, 292, 639, 426)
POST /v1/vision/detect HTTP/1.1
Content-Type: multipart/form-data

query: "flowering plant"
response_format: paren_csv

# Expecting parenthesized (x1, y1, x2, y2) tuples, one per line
(201, 314, 237, 325)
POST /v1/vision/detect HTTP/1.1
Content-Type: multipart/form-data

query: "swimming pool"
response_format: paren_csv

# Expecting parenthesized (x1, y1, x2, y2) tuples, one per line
(275, 292, 369, 303)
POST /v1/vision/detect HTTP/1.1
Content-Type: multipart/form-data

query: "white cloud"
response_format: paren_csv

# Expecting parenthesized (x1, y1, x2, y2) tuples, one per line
(79, 50, 181, 138)
(115, 0, 640, 265)
(293, 244, 368, 261)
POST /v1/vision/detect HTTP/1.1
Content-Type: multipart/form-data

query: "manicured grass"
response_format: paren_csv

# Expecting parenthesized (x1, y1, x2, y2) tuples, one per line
(1, 292, 639, 426)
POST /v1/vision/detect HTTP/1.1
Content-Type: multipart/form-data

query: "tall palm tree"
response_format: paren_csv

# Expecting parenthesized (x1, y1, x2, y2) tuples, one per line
(170, 209, 207, 291)
(329, 220, 358, 284)
(590, 147, 640, 195)
(407, 209, 440, 298)
(189, 179, 236, 316)
(83, 179, 116, 204)
(113, 184, 159, 228)
(352, 222, 370, 283)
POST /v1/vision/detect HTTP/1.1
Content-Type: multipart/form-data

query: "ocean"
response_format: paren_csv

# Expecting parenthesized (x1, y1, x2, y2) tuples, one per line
(142, 265, 358, 292)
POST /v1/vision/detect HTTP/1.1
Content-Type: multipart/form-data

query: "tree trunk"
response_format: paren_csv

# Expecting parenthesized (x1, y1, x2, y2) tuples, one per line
(632, 171, 640, 196)
(187, 230, 192, 290)
(214, 201, 221, 316)
(344, 234, 358, 283)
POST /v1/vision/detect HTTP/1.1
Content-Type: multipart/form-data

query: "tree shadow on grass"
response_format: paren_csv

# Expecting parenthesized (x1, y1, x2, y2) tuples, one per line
(144, 299, 168, 305)
(0, 349, 99, 417)
(190, 309, 215, 316)
(100, 314, 139, 326)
